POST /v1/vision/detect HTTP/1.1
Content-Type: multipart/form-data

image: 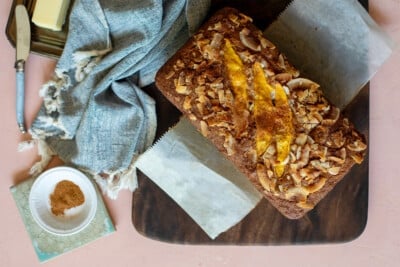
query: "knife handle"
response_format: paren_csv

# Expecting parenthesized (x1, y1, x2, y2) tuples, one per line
(15, 59, 26, 133)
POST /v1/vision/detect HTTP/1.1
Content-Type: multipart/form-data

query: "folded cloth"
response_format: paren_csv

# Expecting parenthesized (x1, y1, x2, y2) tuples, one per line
(24, 0, 210, 198)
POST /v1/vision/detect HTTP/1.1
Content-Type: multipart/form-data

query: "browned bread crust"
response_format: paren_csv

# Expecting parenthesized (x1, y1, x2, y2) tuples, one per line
(155, 7, 367, 219)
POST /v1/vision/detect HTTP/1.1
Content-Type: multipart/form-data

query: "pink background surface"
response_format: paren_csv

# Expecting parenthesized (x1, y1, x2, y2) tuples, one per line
(1, 1, 399, 266)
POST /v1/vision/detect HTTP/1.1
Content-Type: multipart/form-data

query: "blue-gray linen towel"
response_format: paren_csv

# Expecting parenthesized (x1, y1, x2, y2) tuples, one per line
(23, 0, 210, 198)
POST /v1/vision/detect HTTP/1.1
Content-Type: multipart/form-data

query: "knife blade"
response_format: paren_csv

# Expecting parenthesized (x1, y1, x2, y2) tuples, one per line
(14, 4, 31, 133)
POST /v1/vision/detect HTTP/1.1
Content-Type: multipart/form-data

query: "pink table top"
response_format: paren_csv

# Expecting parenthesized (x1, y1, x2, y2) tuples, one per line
(1, 1, 399, 266)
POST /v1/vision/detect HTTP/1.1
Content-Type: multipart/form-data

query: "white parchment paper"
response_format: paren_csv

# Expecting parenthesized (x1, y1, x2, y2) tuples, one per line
(264, 0, 395, 109)
(136, 0, 394, 239)
(136, 118, 262, 239)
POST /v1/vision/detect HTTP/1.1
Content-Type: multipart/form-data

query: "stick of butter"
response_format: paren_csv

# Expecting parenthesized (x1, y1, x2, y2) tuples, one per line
(32, 0, 71, 31)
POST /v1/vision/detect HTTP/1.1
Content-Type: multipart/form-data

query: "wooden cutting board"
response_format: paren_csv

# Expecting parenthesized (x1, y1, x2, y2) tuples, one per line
(132, 0, 369, 244)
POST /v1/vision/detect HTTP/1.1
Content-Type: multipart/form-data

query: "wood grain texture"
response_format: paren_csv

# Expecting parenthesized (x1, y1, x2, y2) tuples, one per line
(132, 0, 369, 244)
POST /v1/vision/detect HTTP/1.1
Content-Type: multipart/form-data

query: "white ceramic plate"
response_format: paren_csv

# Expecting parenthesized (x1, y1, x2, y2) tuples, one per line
(29, 166, 97, 236)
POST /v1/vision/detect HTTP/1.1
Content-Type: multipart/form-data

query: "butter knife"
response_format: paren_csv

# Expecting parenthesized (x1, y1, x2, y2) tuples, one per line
(14, 4, 31, 133)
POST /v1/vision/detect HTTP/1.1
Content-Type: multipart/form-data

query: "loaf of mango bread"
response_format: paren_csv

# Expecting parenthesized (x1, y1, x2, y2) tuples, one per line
(155, 7, 367, 219)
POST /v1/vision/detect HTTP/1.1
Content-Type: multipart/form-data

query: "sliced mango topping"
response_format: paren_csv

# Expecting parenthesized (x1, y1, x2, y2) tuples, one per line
(274, 83, 293, 177)
(223, 40, 293, 178)
(253, 62, 293, 177)
(253, 62, 274, 156)
(223, 39, 248, 135)
(223, 39, 248, 107)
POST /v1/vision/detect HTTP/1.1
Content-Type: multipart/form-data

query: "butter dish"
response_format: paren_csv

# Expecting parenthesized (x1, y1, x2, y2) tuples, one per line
(6, 0, 71, 58)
